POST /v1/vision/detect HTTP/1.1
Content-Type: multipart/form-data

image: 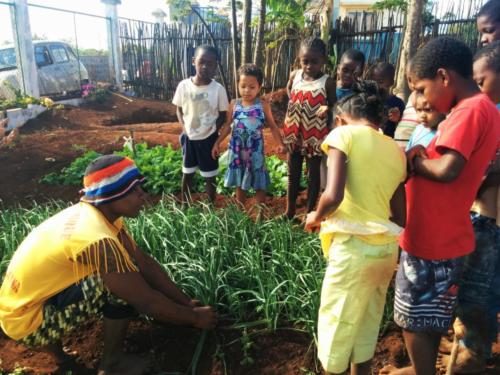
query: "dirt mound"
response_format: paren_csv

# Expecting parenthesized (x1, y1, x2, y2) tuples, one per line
(102, 106, 177, 125)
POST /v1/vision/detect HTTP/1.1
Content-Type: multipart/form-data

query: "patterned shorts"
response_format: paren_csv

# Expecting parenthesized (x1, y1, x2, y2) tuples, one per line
(394, 251, 463, 334)
(21, 277, 133, 347)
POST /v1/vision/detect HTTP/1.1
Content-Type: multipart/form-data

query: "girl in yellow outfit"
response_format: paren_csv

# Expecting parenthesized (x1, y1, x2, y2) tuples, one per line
(305, 81, 407, 375)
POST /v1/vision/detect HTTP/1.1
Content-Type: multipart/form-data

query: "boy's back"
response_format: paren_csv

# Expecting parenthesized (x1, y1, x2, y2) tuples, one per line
(402, 93, 500, 259)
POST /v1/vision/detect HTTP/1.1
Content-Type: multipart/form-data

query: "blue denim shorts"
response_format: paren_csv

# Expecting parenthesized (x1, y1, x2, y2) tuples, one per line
(394, 251, 463, 333)
(458, 213, 500, 345)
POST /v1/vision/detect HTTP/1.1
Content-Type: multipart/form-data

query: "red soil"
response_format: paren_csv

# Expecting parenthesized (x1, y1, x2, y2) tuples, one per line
(1, 91, 500, 374)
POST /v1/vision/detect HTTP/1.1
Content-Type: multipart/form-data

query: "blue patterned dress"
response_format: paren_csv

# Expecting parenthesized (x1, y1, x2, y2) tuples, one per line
(224, 99, 270, 191)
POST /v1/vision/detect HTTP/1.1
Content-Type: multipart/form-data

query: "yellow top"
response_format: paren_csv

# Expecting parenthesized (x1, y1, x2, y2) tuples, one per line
(319, 125, 407, 257)
(0, 202, 138, 340)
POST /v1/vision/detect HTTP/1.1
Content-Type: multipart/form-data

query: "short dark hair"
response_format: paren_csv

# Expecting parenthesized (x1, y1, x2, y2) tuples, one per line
(367, 62, 396, 81)
(478, 0, 500, 23)
(335, 80, 385, 125)
(474, 40, 500, 72)
(238, 63, 264, 85)
(340, 49, 366, 70)
(194, 44, 219, 61)
(300, 37, 327, 56)
(410, 37, 473, 79)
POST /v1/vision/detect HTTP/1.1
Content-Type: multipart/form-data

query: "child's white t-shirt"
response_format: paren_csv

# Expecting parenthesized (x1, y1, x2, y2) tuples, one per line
(172, 78, 229, 140)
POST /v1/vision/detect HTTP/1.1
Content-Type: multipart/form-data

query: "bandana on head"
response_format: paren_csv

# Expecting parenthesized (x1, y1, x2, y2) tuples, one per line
(80, 155, 145, 206)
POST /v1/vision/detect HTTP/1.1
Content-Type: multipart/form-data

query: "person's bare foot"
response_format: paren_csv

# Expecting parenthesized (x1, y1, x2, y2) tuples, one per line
(439, 337, 454, 354)
(379, 365, 415, 375)
(437, 348, 485, 374)
(98, 352, 150, 375)
(453, 318, 466, 340)
(38, 342, 75, 364)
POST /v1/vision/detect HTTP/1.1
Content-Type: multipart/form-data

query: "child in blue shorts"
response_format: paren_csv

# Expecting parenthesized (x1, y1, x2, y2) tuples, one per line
(441, 38, 500, 373)
(173, 45, 229, 203)
(381, 37, 500, 375)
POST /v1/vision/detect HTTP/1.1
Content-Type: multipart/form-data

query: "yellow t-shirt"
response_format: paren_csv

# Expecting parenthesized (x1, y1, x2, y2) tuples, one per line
(0, 202, 138, 340)
(319, 125, 407, 257)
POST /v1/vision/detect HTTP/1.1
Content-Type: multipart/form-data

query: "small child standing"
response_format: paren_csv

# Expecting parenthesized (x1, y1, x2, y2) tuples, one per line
(367, 62, 406, 138)
(212, 64, 285, 206)
(381, 37, 500, 375)
(283, 37, 336, 219)
(336, 49, 365, 100)
(305, 81, 406, 375)
(406, 95, 444, 150)
(172, 45, 229, 204)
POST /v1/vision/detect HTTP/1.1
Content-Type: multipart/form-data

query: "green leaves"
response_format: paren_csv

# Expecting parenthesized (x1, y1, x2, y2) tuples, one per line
(40, 151, 102, 186)
(41, 143, 303, 197)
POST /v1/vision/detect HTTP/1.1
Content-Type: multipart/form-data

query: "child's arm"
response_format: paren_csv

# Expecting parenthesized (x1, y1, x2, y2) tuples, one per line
(305, 147, 347, 232)
(317, 77, 337, 120)
(390, 183, 406, 227)
(216, 111, 227, 131)
(286, 70, 298, 98)
(212, 100, 235, 159)
(176, 106, 186, 134)
(262, 100, 285, 153)
(413, 148, 466, 182)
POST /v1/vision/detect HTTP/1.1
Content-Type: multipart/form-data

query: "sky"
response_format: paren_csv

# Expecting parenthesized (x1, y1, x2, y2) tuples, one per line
(0, 0, 483, 50)
(0, 0, 226, 49)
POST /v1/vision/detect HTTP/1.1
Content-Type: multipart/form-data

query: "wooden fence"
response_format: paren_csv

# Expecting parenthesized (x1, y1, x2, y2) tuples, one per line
(332, 0, 485, 75)
(119, 19, 302, 100)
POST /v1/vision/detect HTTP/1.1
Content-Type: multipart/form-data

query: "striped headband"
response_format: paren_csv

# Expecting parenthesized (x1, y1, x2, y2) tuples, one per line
(80, 156, 145, 206)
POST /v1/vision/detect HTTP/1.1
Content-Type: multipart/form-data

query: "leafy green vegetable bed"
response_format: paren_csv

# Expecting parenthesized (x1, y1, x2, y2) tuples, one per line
(41, 143, 303, 197)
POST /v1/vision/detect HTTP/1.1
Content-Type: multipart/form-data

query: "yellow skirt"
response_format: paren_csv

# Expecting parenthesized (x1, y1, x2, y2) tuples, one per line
(318, 234, 398, 373)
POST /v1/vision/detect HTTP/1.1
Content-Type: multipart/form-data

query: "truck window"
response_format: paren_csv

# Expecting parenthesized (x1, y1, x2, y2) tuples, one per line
(35, 46, 51, 67)
(50, 45, 69, 63)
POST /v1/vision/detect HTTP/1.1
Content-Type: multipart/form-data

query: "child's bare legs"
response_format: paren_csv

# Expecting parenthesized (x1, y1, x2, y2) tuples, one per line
(181, 173, 195, 204)
(205, 176, 216, 204)
(286, 151, 303, 218)
(255, 189, 266, 205)
(236, 187, 246, 206)
(379, 330, 440, 374)
(306, 155, 322, 213)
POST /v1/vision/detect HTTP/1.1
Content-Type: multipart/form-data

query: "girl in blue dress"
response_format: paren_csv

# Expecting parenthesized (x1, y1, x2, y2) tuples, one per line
(212, 64, 285, 206)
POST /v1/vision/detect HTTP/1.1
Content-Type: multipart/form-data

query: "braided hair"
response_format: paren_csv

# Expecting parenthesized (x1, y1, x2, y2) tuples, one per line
(300, 37, 327, 56)
(335, 80, 385, 125)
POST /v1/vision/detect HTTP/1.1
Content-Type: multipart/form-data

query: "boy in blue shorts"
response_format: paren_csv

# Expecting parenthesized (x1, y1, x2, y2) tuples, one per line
(173, 45, 229, 203)
(381, 37, 500, 375)
(439, 40, 500, 374)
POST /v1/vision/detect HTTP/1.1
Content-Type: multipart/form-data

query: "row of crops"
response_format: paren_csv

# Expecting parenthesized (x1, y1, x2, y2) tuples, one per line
(40, 143, 304, 197)
(0, 200, 324, 340)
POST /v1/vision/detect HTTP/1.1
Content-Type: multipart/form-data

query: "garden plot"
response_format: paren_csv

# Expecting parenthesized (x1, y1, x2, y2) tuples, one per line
(1, 92, 500, 374)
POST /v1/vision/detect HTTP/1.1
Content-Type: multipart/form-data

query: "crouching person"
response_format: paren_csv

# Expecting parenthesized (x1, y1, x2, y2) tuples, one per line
(0, 155, 217, 375)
